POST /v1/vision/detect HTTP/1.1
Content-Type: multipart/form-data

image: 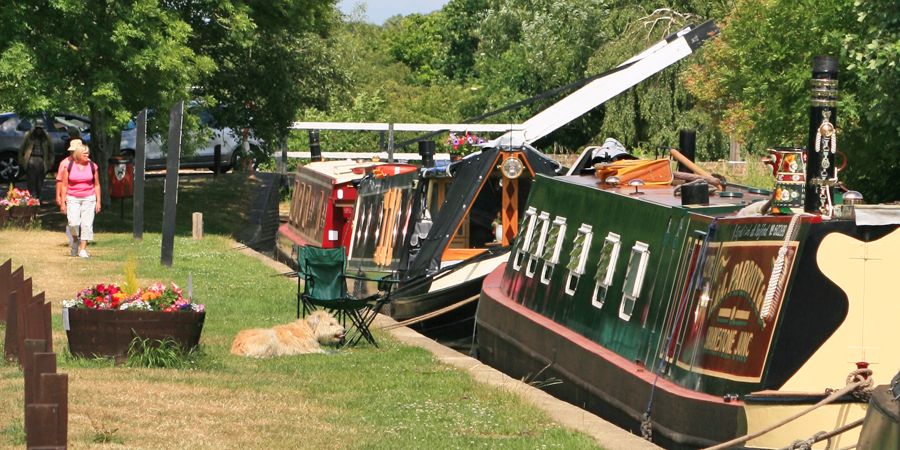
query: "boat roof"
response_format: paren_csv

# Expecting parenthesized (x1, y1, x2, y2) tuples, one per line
(297, 159, 386, 185)
(557, 172, 772, 217)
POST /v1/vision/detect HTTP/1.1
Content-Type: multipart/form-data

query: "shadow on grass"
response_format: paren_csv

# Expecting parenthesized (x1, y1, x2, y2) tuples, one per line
(37, 173, 258, 238)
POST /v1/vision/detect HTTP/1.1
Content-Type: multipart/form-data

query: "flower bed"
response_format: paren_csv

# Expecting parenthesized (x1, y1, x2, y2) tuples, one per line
(0, 185, 40, 227)
(63, 282, 205, 358)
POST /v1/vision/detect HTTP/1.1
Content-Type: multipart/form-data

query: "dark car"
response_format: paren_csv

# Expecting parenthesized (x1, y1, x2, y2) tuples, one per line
(1, 113, 83, 183)
(0, 112, 135, 183)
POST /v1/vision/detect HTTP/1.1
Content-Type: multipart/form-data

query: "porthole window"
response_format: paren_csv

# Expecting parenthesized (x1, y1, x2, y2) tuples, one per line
(591, 232, 621, 308)
(540, 216, 567, 285)
(619, 241, 650, 320)
(513, 207, 537, 270)
(564, 224, 593, 295)
(525, 212, 550, 278)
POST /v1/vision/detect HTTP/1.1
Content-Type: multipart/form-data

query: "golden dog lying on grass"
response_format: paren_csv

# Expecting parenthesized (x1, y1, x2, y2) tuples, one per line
(230, 310, 345, 357)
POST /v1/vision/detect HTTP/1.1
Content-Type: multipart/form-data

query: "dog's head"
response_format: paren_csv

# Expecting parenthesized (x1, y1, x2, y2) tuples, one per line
(306, 310, 345, 346)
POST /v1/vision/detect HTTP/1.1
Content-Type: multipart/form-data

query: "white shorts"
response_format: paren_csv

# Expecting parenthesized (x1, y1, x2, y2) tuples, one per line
(66, 195, 96, 241)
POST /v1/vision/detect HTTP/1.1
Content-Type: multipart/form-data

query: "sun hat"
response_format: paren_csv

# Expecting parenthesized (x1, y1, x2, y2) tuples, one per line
(67, 139, 86, 152)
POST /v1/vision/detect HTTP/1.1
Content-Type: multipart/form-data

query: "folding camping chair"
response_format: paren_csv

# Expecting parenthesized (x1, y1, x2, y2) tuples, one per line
(296, 245, 397, 347)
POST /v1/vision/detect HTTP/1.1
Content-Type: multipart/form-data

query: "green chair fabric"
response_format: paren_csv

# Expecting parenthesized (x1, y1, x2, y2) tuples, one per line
(296, 245, 396, 347)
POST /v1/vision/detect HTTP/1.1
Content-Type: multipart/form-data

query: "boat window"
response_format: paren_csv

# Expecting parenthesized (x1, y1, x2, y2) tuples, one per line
(619, 241, 650, 321)
(540, 216, 567, 285)
(317, 191, 327, 236)
(591, 232, 621, 308)
(513, 207, 537, 270)
(564, 224, 593, 295)
(302, 183, 312, 226)
(526, 212, 550, 278)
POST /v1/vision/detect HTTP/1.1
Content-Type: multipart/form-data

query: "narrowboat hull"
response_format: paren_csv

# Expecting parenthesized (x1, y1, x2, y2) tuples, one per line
(477, 266, 745, 448)
(478, 264, 873, 449)
(473, 170, 898, 448)
(387, 252, 509, 343)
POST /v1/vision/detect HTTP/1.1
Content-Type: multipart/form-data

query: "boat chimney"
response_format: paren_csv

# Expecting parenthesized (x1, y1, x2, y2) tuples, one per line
(308, 129, 322, 162)
(805, 56, 839, 213)
(677, 130, 696, 172)
(418, 140, 436, 168)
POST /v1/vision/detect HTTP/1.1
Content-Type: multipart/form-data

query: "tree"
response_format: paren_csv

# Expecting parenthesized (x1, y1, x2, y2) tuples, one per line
(838, 0, 900, 201)
(686, 0, 898, 201)
(175, 0, 345, 156)
(0, 0, 214, 205)
(0, 0, 343, 205)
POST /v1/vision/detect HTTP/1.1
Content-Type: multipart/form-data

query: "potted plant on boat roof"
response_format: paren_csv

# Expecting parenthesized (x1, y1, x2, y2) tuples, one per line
(447, 132, 485, 160)
(62, 281, 206, 359)
(0, 184, 40, 227)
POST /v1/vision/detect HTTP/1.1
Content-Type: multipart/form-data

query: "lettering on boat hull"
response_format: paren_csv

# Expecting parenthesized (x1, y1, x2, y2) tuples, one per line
(677, 235, 798, 383)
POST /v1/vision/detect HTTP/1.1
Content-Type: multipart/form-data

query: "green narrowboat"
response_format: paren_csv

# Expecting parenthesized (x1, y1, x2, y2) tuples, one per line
(474, 56, 900, 448)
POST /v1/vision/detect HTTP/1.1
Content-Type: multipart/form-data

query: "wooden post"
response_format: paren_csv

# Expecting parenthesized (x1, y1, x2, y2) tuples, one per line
(15, 279, 32, 359)
(39, 372, 68, 446)
(4, 268, 23, 361)
(213, 145, 221, 177)
(22, 339, 48, 403)
(25, 292, 51, 351)
(0, 259, 10, 323)
(161, 101, 184, 267)
(25, 404, 58, 447)
(133, 109, 147, 240)
(192, 212, 203, 240)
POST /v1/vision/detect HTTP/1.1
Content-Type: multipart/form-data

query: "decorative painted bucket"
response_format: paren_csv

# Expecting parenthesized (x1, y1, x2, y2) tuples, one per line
(63, 308, 205, 358)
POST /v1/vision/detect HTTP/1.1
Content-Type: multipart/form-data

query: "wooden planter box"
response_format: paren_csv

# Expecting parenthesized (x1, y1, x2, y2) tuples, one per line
(0, 205, 38, 227)
(63, 308, 205, 358)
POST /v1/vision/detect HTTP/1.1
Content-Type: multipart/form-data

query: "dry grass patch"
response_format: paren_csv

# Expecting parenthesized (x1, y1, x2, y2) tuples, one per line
(0, 229, 126, 312)
(65, 368, 339, 449)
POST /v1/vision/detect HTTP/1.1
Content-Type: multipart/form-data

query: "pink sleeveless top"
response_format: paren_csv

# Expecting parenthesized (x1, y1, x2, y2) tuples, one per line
(66, 160, 98, 198)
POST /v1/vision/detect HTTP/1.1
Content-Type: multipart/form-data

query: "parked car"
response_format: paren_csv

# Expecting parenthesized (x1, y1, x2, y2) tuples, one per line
(0, 112, 135, 183)
(123, 108, 263, 173)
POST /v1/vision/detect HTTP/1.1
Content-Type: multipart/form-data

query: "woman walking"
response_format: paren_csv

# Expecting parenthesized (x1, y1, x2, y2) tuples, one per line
(59, 141, 101, 257)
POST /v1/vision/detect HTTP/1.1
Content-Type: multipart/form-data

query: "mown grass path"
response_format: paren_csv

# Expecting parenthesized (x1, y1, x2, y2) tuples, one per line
(0, 174, 600, 449)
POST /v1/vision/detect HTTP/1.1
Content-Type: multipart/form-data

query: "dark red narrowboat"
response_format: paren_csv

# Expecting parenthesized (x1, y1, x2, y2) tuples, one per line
(276, 160, 416, 266)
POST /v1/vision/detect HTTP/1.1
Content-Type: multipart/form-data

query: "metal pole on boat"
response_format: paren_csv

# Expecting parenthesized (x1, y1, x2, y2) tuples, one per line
(418, 140, 435, 168)
(677, 130, 696, 173)
(805, 55, 839, 214)
(387, 123, 395, 163)
(308, 130, 322, 162)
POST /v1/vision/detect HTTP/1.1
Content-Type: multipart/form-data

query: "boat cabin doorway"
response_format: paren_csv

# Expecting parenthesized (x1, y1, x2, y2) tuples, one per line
(441, 150, 536, 263)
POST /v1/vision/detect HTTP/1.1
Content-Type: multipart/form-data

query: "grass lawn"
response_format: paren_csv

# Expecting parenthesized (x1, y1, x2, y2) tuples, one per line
(0, 173, 600, 449)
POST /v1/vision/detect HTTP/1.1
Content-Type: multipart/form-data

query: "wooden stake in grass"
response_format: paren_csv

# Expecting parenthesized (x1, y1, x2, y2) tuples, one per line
(192, 212, 203, 240)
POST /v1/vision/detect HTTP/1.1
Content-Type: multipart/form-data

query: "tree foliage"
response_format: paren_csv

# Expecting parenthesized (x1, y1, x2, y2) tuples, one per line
(0, 0, 343, 204)
(686, 0, 898, 201)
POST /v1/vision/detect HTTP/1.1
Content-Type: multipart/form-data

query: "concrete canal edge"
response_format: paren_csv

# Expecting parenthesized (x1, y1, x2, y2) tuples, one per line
(234, 242, 661, 450)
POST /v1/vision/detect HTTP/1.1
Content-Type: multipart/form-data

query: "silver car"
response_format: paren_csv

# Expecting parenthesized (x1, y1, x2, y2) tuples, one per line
(121, 109, 263, 172)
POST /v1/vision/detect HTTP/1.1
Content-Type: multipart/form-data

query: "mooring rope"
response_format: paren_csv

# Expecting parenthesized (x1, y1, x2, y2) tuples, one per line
(704, 368, 873, 450)
(779, 418, 864, 450)
(761, 213, 805, 321)
(380, 294, 480, 330)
